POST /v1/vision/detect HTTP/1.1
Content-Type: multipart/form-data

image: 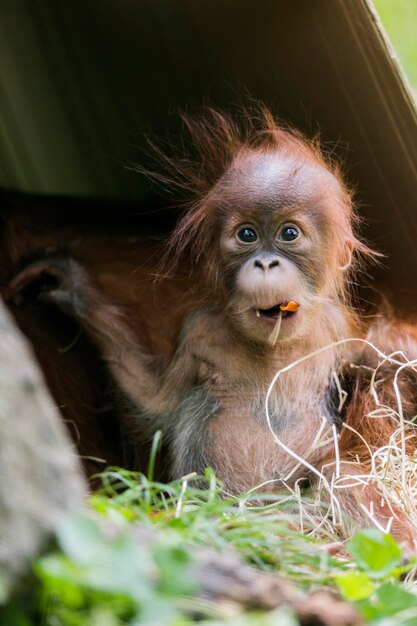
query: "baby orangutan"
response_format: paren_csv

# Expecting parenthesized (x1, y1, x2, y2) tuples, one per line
(8, 108, 417, 550)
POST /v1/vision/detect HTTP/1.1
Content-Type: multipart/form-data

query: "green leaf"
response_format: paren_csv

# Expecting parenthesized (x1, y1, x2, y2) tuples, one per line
(360, 583, 417, 624)
(376, 583, 417, 616)
(336, 571, 375, 601)
(79, 534, 146, 598)
(54, 513, 152, 601)
(153, 538, 196, 596)
(57, 515, 104, 565)
(347, 529, 402, 579)
(0, 569, 11, 605)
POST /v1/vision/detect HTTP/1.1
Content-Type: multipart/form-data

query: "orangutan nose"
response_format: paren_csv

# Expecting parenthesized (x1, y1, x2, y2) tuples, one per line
(253, 255, 280, 271)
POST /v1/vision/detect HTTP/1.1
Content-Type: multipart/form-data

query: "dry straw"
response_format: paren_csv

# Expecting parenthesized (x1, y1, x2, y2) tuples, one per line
(261, 338, 417, 540)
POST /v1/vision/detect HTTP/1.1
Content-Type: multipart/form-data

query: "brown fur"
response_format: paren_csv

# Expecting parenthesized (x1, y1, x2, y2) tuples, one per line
(4, 109, 417, 550)
(0, 209, 197, 476)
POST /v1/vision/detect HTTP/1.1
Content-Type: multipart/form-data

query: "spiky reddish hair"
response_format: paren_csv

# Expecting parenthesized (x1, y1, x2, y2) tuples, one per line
(139, 105, 376, 293)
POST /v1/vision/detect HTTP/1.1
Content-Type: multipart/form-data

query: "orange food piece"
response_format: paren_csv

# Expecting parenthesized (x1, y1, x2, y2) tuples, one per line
(279, 301, 300, 312)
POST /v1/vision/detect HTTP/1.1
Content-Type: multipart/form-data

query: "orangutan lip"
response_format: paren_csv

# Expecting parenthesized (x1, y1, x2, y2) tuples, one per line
(254, 305, 296, 320)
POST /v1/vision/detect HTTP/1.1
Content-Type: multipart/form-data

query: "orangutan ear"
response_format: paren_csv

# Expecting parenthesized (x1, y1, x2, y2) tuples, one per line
(338, 238, 354, 271)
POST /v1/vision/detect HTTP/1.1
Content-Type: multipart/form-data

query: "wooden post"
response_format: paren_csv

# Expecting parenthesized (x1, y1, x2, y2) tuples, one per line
(0, 297, 86, 601)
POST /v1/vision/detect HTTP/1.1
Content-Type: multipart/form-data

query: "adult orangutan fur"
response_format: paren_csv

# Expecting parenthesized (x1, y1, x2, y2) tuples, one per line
(6, 108, 417, 550)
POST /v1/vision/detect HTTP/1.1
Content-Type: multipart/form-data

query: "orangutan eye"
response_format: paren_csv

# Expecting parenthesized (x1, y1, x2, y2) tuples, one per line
(278, 225, 299, 242)
(237, 227, 258, 243)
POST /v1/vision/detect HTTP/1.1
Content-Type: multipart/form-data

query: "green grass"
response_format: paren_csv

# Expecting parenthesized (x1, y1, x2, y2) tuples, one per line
(2, 466, 417, 625)
(373, 0, 417, 97)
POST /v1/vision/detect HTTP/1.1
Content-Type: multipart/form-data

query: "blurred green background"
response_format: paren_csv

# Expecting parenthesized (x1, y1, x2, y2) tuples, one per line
(374, 0, 417, 98)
